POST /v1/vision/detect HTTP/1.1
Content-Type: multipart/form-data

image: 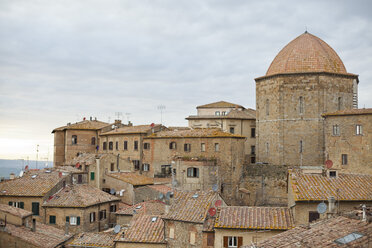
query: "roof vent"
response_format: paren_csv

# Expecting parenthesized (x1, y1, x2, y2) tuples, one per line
(136, 206, 142, 209)
(151, 217, 157, 222)
(192, 193, 199, 199)
(31, 175, 37, 179)
(45, 170, 51, 173)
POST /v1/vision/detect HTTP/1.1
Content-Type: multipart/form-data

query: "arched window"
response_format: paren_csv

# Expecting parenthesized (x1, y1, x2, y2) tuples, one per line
(338, 97, 342, 111)
(109, 142, 113, 150)
(187, 167, 199, 178)
(103, 142, 107, 150)
(72, 135, 77, 145)
(266, 99, 269, 116)
(299, 96, 304, 114)
(91, 137, 96, 145)
(169, 142, 177, 150)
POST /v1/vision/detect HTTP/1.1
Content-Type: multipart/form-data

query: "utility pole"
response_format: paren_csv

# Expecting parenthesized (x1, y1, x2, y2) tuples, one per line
(157, 105, 166, 125)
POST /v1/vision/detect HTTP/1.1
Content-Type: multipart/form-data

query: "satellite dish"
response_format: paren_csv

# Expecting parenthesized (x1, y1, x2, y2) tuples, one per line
(208, 208, 217, 216)
(325, 160, 333, 169)
(19, 171, 24, 177)
(114, 224, 121, 233)
(25, 165, 29, 170)
(317, 202, 327, 214)
(159, 193, 164, 200)
(212, 184, 218, 192)
(110, 188, 116, 195)
(166, 192, 172, 200)
(215, 200, 222, 207)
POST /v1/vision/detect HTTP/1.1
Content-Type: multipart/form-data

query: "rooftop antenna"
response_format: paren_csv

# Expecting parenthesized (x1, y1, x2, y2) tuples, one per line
(108, 116, 111, 123)
(157, 105, 166, 125)
(36, 144, 39, 169)
(305, 26, 308, 33)
(125, 113, 131, 123)
(115, 112, 122, 120)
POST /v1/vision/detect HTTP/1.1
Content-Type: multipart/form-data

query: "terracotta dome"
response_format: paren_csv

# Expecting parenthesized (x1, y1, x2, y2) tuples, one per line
(266, 32, 347, 76)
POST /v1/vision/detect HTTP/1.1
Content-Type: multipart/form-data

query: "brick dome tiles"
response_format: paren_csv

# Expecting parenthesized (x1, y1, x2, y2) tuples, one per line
(266, 32, 347, 76)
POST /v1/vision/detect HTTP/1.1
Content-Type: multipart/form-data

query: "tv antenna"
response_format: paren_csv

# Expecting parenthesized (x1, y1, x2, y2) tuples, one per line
(125, 113, 131, 123)
(36, 144, 39, 169)
(157, 105, 166, 125)
(115, 112, 122, 120)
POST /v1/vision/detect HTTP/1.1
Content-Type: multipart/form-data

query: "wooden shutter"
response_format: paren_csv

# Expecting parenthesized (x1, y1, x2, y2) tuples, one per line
(66, 216, 69, 223)
(223, 236, 228, 247)
(77, 217, 80, 225)
(207, 233, 214, 246)
(20, 202, 24, 209)
(238, 237, 243, 247)
(8, 201, 12, 206)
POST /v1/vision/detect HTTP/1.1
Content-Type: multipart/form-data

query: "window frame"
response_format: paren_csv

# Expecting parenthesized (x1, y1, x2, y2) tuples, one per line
(228, 236, 238, 248)
(49, 215, 56, 224)
(187, 167, 199, 178)
(184, 143, 191, 152)
(108, 141, 113, 150)
(342, 154, 348, 165)
(229, 127, 235, 134)
(332, 125, 340, 136)
(90, 212, 96, 223)
(169, 142, 177, 150)
(215, 111, 220, 116)
(134, 140, 138, 150)
(91, 137, 96, 145)
(143, 163, 150, 172)
(72, 135, 77, 145)
(32, 202, 40, 216)
(201, 143, 206, 152)
(144, 142, 150, 150)
(356, 124, 363, 135)
(70, 216, 77, 226)
(103, 142, 107, 150)
(251, 128, 256, 138)
(123, 141, 128, 150)
(214, 143, 219, 152)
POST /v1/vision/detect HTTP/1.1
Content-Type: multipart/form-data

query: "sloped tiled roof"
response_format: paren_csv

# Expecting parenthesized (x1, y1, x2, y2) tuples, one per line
(290, 171, 372, 201)
(100, 124, 163, 136)
(116, 200, 165, 216)
(250, 216, 372, 248)
(68, 232, 115, 248)
(43, 184, 119, 208)
(52, 119, 109, 132)
(163, 191, 217, 224)
(0, 204, 32, 218)
(0, 170, 65, 197)
(2, 222, 72, 248)
(107, 172, 154, 186)
(146, 128, 244, 139)
(322, 108, 372, 117)
(187, 109, 256, 120)
(214, 206, 294, 230)
(147, 184, 173, 194)
(197, 101, 245, 109)
(115, 215, 165, 244)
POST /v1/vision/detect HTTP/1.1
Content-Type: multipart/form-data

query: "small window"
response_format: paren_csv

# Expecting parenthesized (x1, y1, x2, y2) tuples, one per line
(228, 236, 237, 247)
(99, 210, 106, 220)
(103, 142, 107, 150)
(215, 143, 219, 152)
(266, 99, 269, 116)
(190, 231, 196, 245)
(115, 141, 118, 150)
(123, 141, 128, 150)
(110, 204, 117, 212)
(329, 171, 337, 177)
(251, 128, 255, 138)
(184, 143, 191, 152)
(251, 156, 256, 164)
(229, 127, 235, 134)
(356, 124, 362, 135)
(144, 143, 150, 150)
(32, 202, 39, 216)
(299, 96, 304, 114)
(49, 215, 56, 224)
(299, 140, 303, 153)
(90, 172, 95, 180)
(91, 137, 96, 145)
(333, 125, 340, 136)
(342, 154, 348, 165)
(77, 174, 82, 184)
(90, 212, 96, 223)
(215, 111, 220, 116)
(72, 135, 77, 145)
(70, 216, 77, 225)
(133, 160, 140, 170)
(251, 146, 255, 155)
(337, 97, 342, 111)
(309, 211, 320, 223)
(187, 167, 199, 178)
(222, 111, 226, 116)
(201, 143, 206, 152)
(143, 163, 150, 171)
(109, 142, 113, 150)
(134, 141, 138, 150)
(207, 233, 214, 246)
(169, 142, 177, 150)
(110, 163, 115, 172)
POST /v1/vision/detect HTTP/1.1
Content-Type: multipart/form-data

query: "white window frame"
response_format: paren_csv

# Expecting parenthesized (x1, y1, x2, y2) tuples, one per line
(90, 212, 95, 223)
(70, 216, 77, 226)
(228, 236, 238, 248)
(143, 163, 150, 171)
(215, 143, 219, 152)
(333, 125, 340, 136)
(187, 167, 199, 178)
(356, 124, 362, 135)
(201, 143, 206, 152)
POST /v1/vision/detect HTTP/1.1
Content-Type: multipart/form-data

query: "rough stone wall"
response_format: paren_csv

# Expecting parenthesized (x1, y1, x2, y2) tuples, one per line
(256, 73, 356, 167)
(143, 137, 245, 204)
(53, 131, 65, 167)
(102, 174, 134, 205)
(0, 196, 44, 223)
(324, 114, 372, 175)
(0, 232, 40, 248)
(239, 164, 288, 206)
(164, 220, 204, 248)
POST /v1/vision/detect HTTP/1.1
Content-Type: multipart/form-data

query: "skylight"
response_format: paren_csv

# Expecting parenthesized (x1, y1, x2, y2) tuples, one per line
(334, 232, 364, 245)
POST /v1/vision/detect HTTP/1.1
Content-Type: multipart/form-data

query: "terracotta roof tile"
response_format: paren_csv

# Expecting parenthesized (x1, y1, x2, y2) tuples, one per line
(214, 206, 294, 230)
(43, 184, 119, 208)
(266, 32, 349, 76)
(147, 184, 173, 194)
(251, 216, 372, 248)
(146, 128, 245, 139)
(197, 101, 245, 109)
(116, 200, 166, 216)
(107, 172, 154, 186)
(0, 170, 65, 197)
(187, 109, 256, 120)
(115, 215, 165, 244)
(68, 232, 115, 248)
(52, 120, 109, 132)
(290, 171, 372, 201)
(100, 124, 163, 136)
(164, 191, 218, 223)
(63, 153, 101, 166)
(322, 108, 372, 117)
(2, 222, 72, 248)
(0, 204, 32, 218)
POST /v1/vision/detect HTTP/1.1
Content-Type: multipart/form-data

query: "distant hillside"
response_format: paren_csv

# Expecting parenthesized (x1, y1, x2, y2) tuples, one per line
(0, 159, 53, 179)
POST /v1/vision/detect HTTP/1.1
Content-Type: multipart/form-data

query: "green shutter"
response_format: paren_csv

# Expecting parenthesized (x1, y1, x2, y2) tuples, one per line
(49, 215, 56, 224)
(31, 202, 39, 216)
(77, 216, 80, 225)
(8, 201, 12, 206)
(66, 216, 70, 223)
(20, 202, 24, 209)
(90, 172, 95, 180)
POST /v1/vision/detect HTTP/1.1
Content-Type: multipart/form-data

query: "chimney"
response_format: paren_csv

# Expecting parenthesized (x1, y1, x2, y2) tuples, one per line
(65, 221, 69, 235)
(9, 173, 15, 180)
(128, 121, 133, 126)
(31, 219, 36, 232)
(362, 204, 367, 222)
(328, 196, 336, 213)
(90, 116, 92, 121)
(115, 119, 122, 125)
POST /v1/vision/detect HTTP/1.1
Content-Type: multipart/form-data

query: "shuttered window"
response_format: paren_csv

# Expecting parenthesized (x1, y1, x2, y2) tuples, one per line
(31, 202, 39, 216)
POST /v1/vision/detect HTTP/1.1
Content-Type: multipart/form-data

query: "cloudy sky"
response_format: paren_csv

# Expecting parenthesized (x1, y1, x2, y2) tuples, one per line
(0, 0, 371, 161)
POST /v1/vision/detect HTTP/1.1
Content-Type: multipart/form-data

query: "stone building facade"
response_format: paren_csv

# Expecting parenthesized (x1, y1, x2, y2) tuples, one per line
(323, 108, 372, 175)
(255, 32, 358, 167)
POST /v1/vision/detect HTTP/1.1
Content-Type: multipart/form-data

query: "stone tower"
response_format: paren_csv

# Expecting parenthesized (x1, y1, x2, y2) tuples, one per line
(255, 32, 358, 166)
